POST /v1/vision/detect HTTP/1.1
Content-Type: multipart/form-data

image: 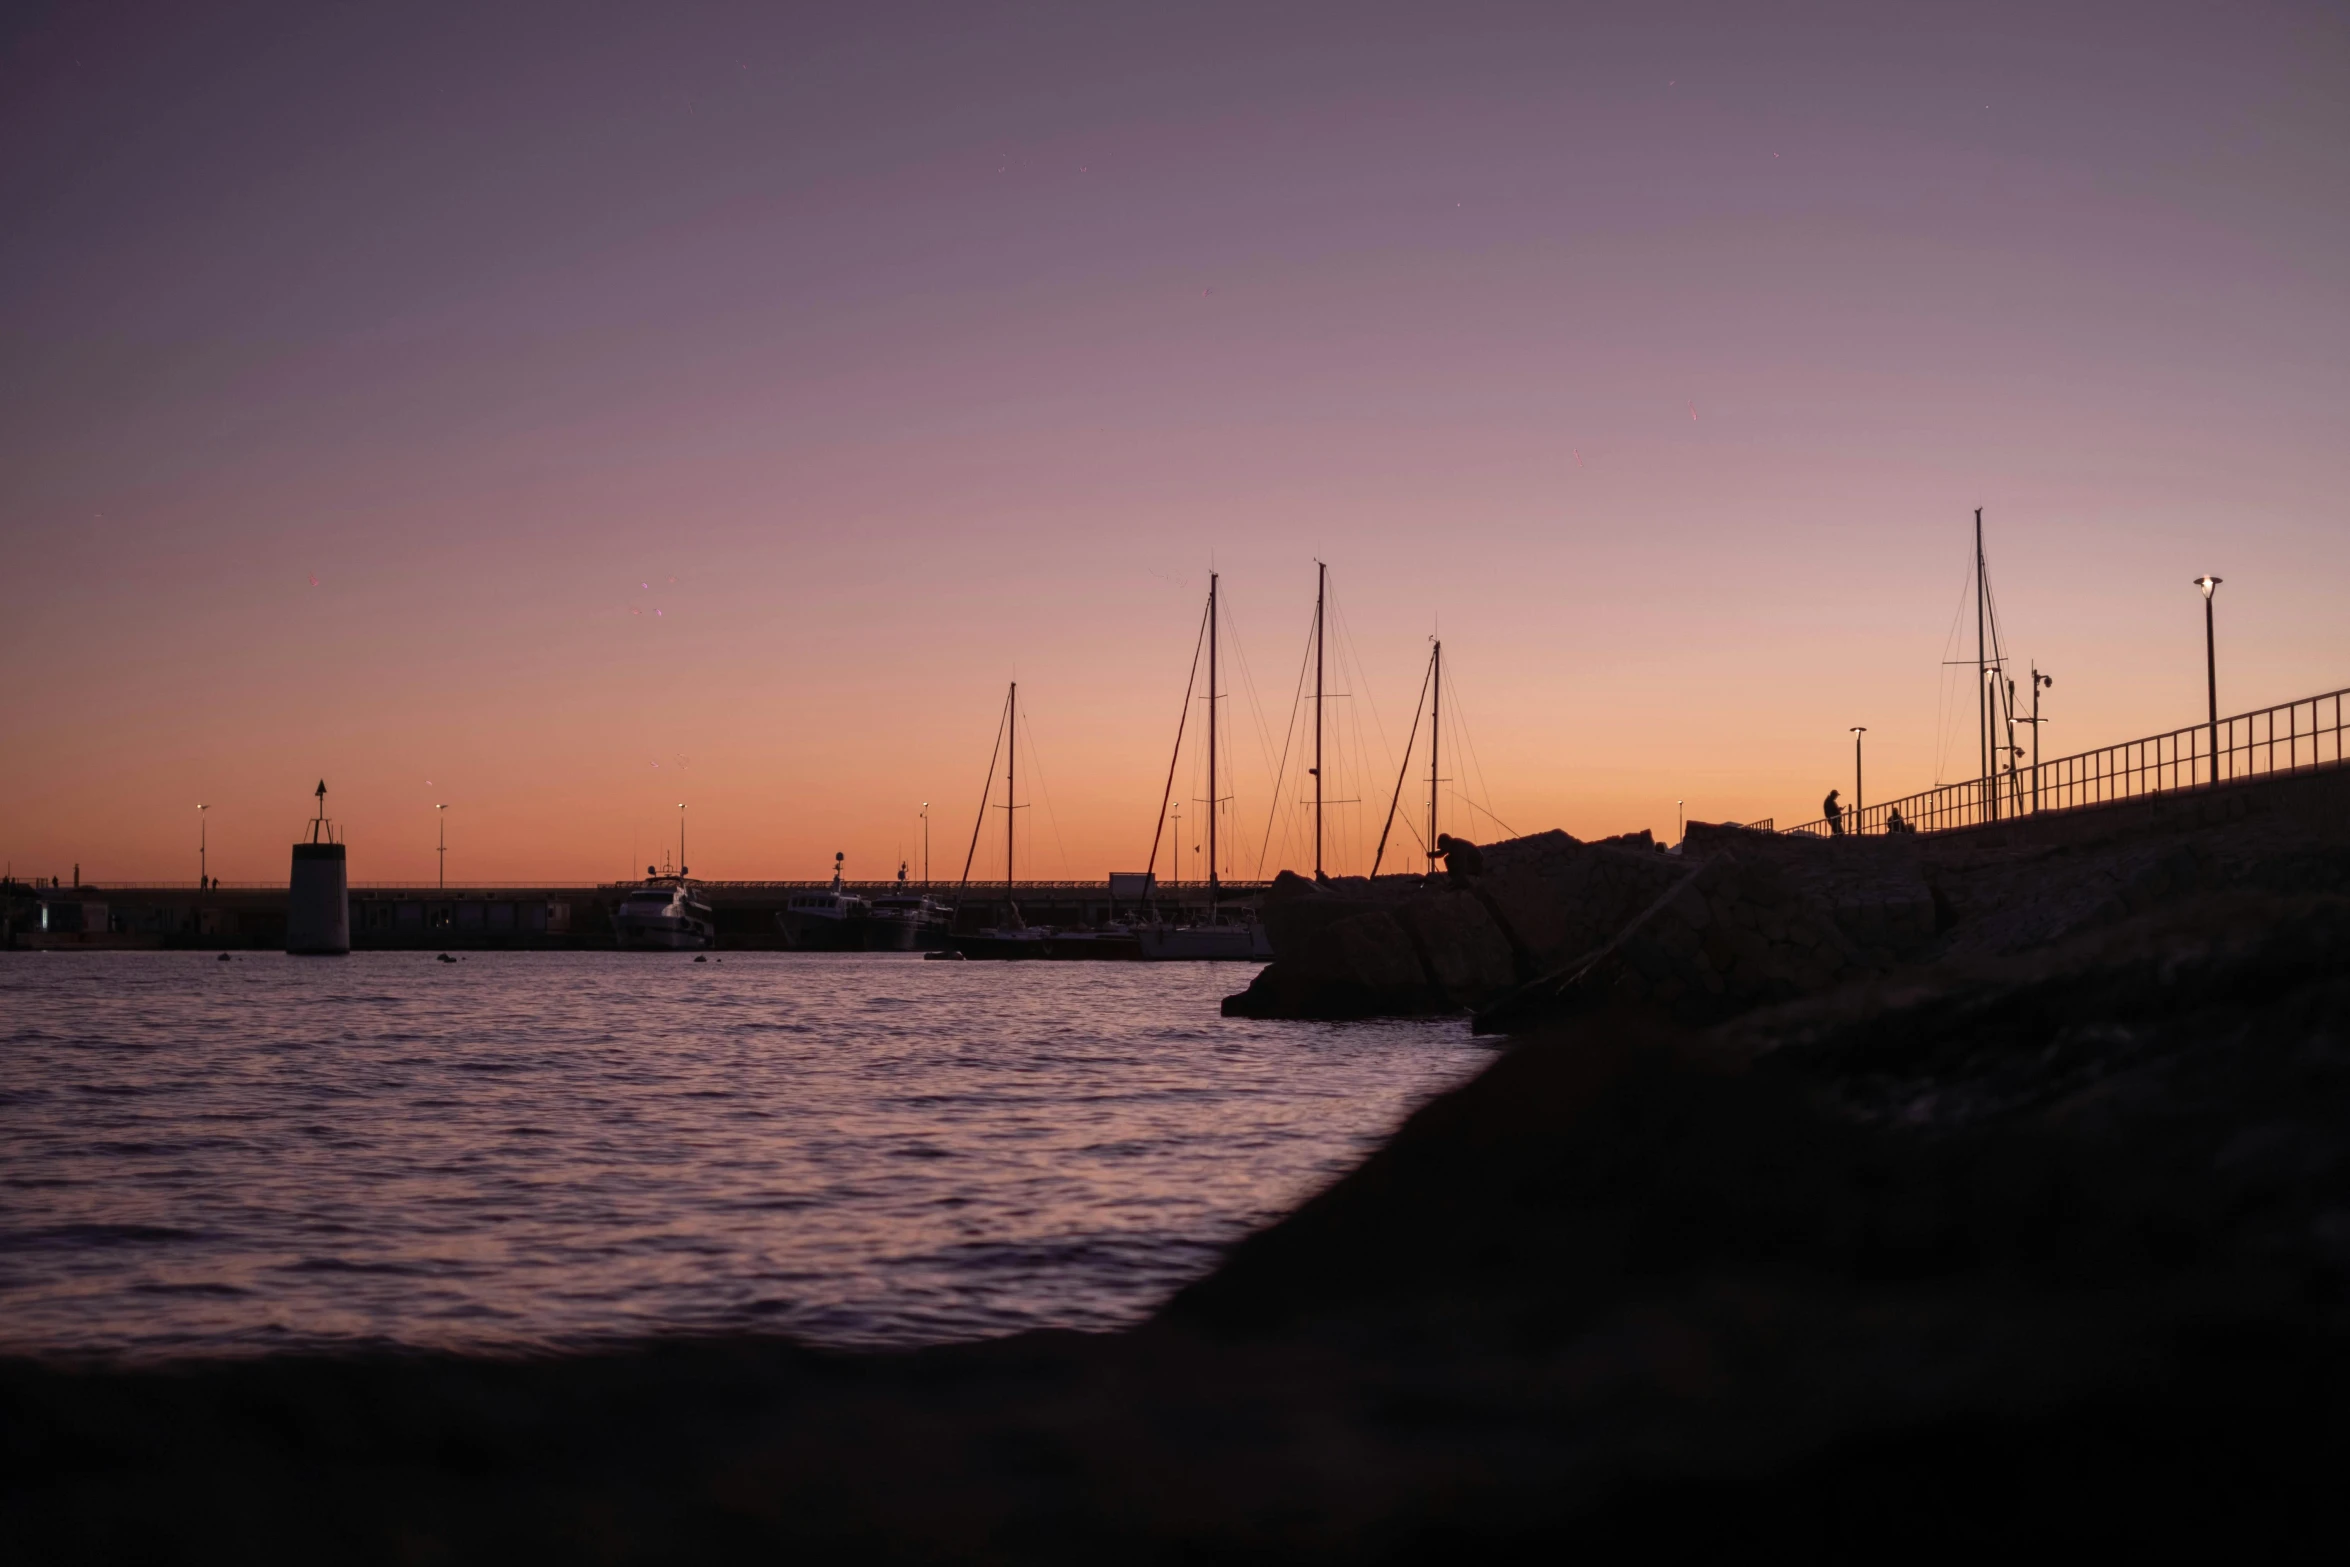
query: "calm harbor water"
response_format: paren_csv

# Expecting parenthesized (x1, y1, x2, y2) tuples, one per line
(0, 952, 1487, 1360)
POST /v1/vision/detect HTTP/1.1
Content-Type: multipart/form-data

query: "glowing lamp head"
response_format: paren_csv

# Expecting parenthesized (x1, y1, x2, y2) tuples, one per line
(2195, 575, 2222, 600)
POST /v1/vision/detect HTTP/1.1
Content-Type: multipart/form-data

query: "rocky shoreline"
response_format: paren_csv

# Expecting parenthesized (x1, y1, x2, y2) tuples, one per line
(1228, 765, 2350, 1030)
(7, 767, 2349, 1560)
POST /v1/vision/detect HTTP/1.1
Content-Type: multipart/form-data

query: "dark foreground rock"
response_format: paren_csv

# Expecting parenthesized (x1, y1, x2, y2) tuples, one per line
(9, 864, 2350, 1560)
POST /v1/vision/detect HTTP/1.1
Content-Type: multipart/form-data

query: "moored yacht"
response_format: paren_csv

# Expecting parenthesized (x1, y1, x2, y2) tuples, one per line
(1045, 924, 1143, 960)
(1130, 572, 1271, 963)
(948, 901, 1054, 960)
(870, 887, 953, 951)
(776, 888, 876, 950)
(943, 682, 1063, 960)
(613, 868, 715, 951)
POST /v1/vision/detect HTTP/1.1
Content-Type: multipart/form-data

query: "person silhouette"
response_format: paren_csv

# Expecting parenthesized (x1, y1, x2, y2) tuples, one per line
(1433, 833, 1485, 884)
(1886, 806, 1912, 834)
(1823, 789, 1844, 837)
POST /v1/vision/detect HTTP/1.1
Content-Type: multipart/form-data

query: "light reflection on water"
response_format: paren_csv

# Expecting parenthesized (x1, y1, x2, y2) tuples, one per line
(0, 952, 1487, 1359)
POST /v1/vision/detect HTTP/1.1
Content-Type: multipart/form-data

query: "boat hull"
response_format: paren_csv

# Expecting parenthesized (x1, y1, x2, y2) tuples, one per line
(614, 921, 713, 951)
(1137, 925, 1272, 961)
(948, 931, 1054, 960)
(777, 913, 933, 952)
(1043, 932, 1143, 961)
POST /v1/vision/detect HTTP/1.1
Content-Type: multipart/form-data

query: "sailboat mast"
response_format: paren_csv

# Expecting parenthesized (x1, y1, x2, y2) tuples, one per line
(1427, 639, 1442, 876)
(1006, 682, 1017, 898)
(1207, 573, 1219, 913)
(1975, 508, 1990, 816)
(1314, 562, 1325, 881)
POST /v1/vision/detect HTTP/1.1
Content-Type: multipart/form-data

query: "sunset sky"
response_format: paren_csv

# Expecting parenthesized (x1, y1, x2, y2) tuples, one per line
(4, 2, 2346, 885)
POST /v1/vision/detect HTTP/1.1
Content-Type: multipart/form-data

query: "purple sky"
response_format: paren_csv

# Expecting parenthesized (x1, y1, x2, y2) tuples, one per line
(4, 2, 2346, 881)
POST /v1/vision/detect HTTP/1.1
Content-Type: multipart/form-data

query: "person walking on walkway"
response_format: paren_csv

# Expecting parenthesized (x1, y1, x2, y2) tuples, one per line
(1823, 789, 1844, 837)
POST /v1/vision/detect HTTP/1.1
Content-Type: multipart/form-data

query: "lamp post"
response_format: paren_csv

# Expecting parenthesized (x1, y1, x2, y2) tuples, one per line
(2027, 667, 2053, 812)
(436, 804, 448, 890)
(920, 802, 930, 891)
(678, 803, 687, 876)
(1849, 727, 1867, 833)
(2194, 577, 2222, 785)
(1676, 800, 1683, 844)
(197, 804, 209, 888)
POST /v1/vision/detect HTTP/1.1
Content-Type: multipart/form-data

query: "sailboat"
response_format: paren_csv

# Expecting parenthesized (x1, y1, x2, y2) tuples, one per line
(947, 682, 1055, 959)
(1138, 571, 1272, 961)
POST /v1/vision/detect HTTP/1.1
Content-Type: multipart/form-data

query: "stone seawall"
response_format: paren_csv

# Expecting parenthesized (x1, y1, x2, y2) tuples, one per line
(1225, 763, 2350, 1028)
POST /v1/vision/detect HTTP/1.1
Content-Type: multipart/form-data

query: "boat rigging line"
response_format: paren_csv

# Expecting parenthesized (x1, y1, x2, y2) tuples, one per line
(953, 682, 1014, 912)
(1146, 595, 1210, 884)
(1249, 583, 1317, 883)
(1370, 646, 1436, 877)
(1437, 652, 1519, 840)
(1017, 694, 1074, 880)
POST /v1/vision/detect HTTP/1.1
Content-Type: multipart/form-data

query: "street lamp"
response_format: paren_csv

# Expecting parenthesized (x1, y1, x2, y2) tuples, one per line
(436, 804, 448, 890)
(678, 803, 687, 876)
(2027, 667, 2053, 812)
(1849, 728, 1867, 832)
(1675, 800, 1684, 843)
(2194, 576, 2222, 785)
(197, 804, 209, 888)
(920, 802, 930, 891)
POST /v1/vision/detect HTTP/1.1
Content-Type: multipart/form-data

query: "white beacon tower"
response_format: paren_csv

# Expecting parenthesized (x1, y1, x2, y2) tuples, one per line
(287, 778, 350, 956)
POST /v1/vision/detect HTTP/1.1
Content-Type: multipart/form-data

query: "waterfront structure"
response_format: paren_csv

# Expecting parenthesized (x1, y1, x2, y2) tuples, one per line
(286, 780, 350, 956)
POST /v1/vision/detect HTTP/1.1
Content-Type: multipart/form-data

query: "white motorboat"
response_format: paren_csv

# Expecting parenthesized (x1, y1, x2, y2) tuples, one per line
(614, 872, 715, 950)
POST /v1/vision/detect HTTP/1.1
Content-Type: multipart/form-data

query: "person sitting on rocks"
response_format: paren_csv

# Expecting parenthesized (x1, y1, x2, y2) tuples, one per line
(1823, 789, 1844, 836)
(1886, 806, 1913, 834)
(1433, 833, 1485, 884)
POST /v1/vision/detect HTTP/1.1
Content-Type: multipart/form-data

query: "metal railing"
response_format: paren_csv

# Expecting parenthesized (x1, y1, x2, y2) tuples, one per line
(1788, 686, 2349, 838)
(31, 878, 1279, 895)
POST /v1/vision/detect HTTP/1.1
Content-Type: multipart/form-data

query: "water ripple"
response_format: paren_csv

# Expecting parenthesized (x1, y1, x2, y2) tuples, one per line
(0, 951, 1486, 1360)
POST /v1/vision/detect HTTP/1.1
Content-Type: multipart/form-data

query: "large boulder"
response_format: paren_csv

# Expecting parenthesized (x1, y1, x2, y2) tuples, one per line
(1223, 907, 1439, 1019)
(1393, 888, 1517, 1007)
(1472, 831, 1685, 972)
(1234, 830, 1685, 1018)
(1473, 852, 1867, 1031)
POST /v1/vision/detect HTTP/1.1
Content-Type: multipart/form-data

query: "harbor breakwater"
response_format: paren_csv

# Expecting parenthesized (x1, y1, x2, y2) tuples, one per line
(1227, 761, 2350, 1028)
(7, 763, 2350, 1558)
